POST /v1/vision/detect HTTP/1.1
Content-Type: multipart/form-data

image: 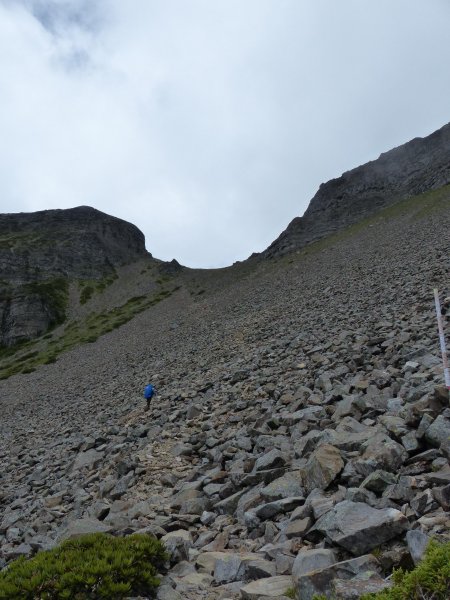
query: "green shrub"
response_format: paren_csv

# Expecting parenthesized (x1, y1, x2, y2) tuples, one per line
(0, 533, 167, 599)
(80, 285, 95, 305)
(362, 540, 450, 600)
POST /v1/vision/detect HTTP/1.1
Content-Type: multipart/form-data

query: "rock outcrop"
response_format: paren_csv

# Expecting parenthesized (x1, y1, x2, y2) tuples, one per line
(0, 206, 148, 345)
(263, 122, 450, 258)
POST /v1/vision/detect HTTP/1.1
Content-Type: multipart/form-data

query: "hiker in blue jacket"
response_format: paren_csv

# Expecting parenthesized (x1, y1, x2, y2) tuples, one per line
(144, 383, 155, 411)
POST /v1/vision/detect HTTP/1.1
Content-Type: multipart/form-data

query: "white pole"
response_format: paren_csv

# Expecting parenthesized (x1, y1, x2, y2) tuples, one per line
(433, 288, 450, 389)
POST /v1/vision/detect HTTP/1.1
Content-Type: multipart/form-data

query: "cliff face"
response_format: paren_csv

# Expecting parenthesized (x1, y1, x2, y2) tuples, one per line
(263, 122, 450, 258)
(0, 206, 148, 346)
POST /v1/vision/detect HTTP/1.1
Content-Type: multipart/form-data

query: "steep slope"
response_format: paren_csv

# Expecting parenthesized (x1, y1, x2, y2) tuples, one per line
(0, 206, 149, 346)
(1, 185, 449, 599)
(263, 122, 450, 258)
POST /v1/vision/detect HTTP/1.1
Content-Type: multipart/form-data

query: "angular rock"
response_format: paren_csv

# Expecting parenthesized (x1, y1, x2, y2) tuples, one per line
(302, 444, 344, 493)
(406, 529, 430, 565)
(59, 518, 112, 540)
(332, 574, 391, 599)
(254, 450, 287, 472)
(240, 575, 293, 599)
(293, 554, 381, 600)
(292, 548, 336, 580)
(425, 415, 450, 447)
(314, 501, 409, 554)
(261, 472, 304, 501)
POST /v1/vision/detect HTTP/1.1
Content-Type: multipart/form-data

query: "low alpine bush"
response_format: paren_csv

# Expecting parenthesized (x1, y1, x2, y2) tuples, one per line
(362, 540, 450, 600)
(0, 533, 167, 599)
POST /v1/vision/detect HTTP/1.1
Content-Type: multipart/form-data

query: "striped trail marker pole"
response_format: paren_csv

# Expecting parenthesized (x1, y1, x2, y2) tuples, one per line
(433, 288, 450, 389)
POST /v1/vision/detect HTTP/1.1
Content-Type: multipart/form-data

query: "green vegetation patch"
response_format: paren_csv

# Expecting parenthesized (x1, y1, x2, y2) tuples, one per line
(361, 540, 450, 600)
(24, 278, 69, 326)
(0, 532, 167, 599)
(0, 231, 47, 250)
(78, 272, 118, 305)
(0, 286, 176, 380)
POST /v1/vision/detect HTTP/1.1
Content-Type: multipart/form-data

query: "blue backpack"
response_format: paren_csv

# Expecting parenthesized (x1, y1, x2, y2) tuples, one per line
(144, 384, 155, 399)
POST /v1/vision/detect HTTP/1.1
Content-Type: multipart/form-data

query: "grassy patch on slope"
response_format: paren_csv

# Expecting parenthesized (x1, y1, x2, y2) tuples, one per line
(78, 272, 119, 305)
(0, 286, 177, 380)
(0, 533, 167, 599)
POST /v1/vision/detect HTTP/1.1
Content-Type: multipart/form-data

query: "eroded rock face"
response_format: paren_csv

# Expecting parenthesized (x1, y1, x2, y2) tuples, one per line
(263, 122, 450, 258)
(0, 206, 149, 345)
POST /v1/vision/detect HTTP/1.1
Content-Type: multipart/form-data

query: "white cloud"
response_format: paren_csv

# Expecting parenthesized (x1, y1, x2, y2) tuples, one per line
(0, 0, 449, 267)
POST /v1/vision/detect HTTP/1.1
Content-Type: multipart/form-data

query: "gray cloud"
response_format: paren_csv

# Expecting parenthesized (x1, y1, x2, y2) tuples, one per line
(9, 0, 104, 33)
(0, 1, 449, 267)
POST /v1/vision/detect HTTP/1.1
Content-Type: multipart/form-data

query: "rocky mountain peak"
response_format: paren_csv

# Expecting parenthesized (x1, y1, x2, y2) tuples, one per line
(263, 122, 450, 258)
(0, 206, 149, 346)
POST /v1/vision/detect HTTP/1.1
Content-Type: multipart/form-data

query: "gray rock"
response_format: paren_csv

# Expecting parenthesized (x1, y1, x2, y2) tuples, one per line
(157, 584, 183, 600)
(59, 518, 112, 540)
(72, 449, 104, 472)
(302, 444, 344, 493)
(261, 472, 304, 500)
(314, 501, 409, 554)
(406, 529, 430, 565)
(432, 484, 450, 511)
(425, 415, 450, 447)
(161, 530, 193, 564)
(292, 548, 336, 580)
(360, 470, 397, 494)
(240, 576, 293, 599)
(255, 497, 304, 520)
(254, 450, 287, 472)
(332, 574, 391, 599)
(293, 554, 381, 600)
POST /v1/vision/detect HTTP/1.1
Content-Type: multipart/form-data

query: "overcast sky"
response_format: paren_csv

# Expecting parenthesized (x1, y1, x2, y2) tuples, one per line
(1, 1, 449, 267)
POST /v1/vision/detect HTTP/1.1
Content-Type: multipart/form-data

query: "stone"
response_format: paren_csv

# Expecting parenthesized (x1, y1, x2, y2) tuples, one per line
(293, 554, 381, 600)
(254, 450, 287, 472)
(72, 449, 103, 471)
(302, 444, 344, 493)
(406, 529, 430, 565)
(314, 501, 409, 554)
(355, 436, 408, 477)
(360, 470, 397, 494)
(214, 553, 243, 584)
(432, 484, 450, 511)
(425, 415, 450, 447)
(261, 472, 304, 501)
(291, 548, 336, 580)
(332, 574, 391, 599)
(240, 576, 293, 599)
(255, 497, 304, 520)
(285, 517, 313, 540)
(161, 530, 193, 563)
(59, 518, 112, 540)
(157, 584, 183, 600)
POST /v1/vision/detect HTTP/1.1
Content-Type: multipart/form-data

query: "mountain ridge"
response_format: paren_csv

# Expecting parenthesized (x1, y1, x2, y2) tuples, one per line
(262, 121, 450, 258)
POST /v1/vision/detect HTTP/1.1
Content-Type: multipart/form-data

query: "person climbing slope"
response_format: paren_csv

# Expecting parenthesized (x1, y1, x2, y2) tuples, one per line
(144, 383, 155, 411)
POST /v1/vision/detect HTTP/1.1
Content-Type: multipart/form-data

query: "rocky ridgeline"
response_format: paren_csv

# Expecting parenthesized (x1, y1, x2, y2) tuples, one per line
(1, 189, 449, 599)
(0, 206, 148, 346)
(263, 122, 450, 259)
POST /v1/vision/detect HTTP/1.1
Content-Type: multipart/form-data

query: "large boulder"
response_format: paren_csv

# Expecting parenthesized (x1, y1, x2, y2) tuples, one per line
(293, 554, 381, 600)
(313, 501, 409, 554)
